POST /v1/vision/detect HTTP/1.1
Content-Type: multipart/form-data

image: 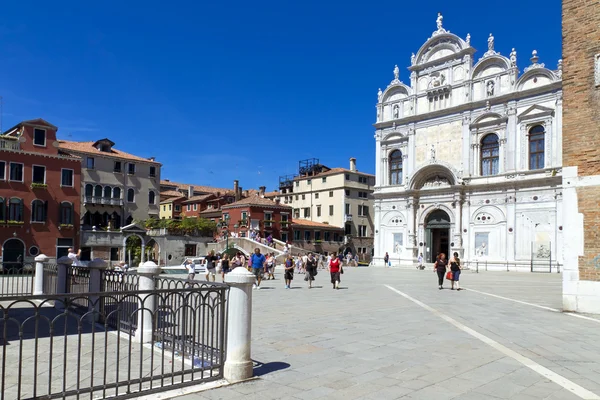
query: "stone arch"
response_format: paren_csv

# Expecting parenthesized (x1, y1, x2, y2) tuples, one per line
(471, 55, 511, 79)
(2, 238, 26, 265)
(414, 33, 467, 65)
(381, 83, 411, 103)
(409, 163, 458, 190)
(516, 67, 559, 91)
(418, 204, 456, 226)
(380, 210, 407, 227)
(471, 205, 506, 224)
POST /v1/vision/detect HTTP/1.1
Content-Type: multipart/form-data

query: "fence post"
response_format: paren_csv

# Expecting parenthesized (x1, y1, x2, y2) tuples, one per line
(33, 254, 49, 295)
(87, 258, 107, 323)
(134, 260, 161, 343)
(55, 256, 73, 311)
(224, 267, 255, 382)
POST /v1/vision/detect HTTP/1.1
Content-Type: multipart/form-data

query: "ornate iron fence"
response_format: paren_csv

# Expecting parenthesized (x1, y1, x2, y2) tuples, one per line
(0, 284, 228, 400)
(0, 263, 34, 297)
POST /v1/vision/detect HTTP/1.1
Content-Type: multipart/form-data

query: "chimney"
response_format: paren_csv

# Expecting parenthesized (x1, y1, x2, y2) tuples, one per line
(233, 180, 240, 201)
(350, 157, 357, 172)
(164, 179, 170, 182)
(259, 186, 266, 197)
(148, 156, 155, 161)
(275, 197, 281, 204)
(238, 186, 243, 199)
(188, 185, 194, 198)
(243, 190, 249, 197)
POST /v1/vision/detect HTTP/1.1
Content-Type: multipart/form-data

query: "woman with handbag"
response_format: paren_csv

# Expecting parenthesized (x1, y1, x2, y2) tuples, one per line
(329, 252, 342, 290)
(305, 253, 317, 289)
(449, 252, 462, 290)
(434, 253, 448, 290)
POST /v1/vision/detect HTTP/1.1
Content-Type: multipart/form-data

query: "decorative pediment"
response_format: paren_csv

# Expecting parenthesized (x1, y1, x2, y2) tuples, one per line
(470, 112, 508, 130)
(517, 105, 554, 122)
(22, 118, 58, 130)
(382, 131, 407, 142)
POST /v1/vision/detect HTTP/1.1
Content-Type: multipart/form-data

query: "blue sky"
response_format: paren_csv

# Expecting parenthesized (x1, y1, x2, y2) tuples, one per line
(0, 1, 561, 191)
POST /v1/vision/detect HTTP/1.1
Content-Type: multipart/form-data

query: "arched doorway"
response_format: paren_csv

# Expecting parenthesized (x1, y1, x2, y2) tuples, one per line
(425, 210, 451, 262)
(3, 238, 25, 270)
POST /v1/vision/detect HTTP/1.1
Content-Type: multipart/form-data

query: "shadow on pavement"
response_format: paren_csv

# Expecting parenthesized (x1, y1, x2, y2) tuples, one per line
(252, 361, 291, 377)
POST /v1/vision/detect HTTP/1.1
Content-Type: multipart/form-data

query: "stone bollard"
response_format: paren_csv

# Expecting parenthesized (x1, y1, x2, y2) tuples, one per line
(87, 258, 108, 323)
(134, 260, 161, 343)
(33, 254, 49, 295)
(224, 267, 255, 382)
(55, 256, 73, 311)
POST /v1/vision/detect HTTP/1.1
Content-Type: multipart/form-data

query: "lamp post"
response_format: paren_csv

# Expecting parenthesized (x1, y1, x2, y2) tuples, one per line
(219, 214, 231, 251)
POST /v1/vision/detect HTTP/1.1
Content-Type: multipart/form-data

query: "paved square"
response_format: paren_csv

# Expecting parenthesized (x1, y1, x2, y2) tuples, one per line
(175, 267, 600, 400)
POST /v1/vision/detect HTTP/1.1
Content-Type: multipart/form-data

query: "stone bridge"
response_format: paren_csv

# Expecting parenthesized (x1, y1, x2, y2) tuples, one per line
(206, 237, 289, 263)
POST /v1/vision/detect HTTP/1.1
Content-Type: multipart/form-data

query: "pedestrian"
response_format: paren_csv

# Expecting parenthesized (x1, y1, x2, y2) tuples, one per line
(231, 252, 244, 270)
(186, 259, 196, 282)
(384, 252, 389, 267)
(220, 253, 230, 282)
(449, 252, 462, 290)
(417, 253, 424, 269)
(68, 247, 83, 266)
(247, 252, 253, 271)
(329, 252, 342, 290)
(251, 248, 267, 289)
(295, 254, 303, 274)
(305, 253, 317, 289)
(434, 253, 448, 290)
(284, 254, 294, 289)
(301, 253, 308, 274)
(266, 252, 275, 280)
(205, 250, 218, 282)
(354, 253, 359, 267)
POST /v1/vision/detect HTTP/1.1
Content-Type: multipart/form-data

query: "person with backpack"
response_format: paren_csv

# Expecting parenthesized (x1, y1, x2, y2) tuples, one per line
(250, 248, 267, 289)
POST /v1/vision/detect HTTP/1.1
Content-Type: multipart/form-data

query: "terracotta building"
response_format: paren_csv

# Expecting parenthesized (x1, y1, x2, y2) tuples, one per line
(562, 0, 600, 313)
(291, 219, 345, 256)
(0, 119, 81, 264)
(220, 195, 292, 241)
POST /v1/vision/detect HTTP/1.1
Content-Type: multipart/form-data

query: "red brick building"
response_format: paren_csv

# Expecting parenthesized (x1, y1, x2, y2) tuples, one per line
(291, 219, 345, 255)
(0, 119, 81, 265)
(220, 195, 292, 241)
(562, 0, 600, 313)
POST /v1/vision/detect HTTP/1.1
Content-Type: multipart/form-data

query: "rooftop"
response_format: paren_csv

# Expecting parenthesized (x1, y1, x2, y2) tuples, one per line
(294, 167, 374, 181)
(59, 140, 161, 164)
(291, 219, 343, 229)
(160, 180, 231, 195)
(182, 194, 215, 204)
(222, 195, 292, 209)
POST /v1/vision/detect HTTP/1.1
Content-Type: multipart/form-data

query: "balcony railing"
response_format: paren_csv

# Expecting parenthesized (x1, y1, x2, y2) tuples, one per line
(0, 138, 20, 151)
(344, 214, 353, 222)
(83, 196, 124, 206)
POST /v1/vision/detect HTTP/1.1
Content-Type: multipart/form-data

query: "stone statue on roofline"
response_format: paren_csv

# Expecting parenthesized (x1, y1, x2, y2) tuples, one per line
(393, 64, 399, 81)
(436, 12, 443, 30)
(510, 48, 517, 67)
(377, 88, 383, 102)
(488, 33, 494, 52)
(466, 33, 471, 46)
(411, 53, 416, 65)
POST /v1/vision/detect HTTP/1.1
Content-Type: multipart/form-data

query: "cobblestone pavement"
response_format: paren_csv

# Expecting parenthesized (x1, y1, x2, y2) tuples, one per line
(173, 267, 600, 400)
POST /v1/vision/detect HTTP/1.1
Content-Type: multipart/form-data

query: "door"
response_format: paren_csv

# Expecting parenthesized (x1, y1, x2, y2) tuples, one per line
(2, 239, 25, 271)
(425, 210, 451, 263)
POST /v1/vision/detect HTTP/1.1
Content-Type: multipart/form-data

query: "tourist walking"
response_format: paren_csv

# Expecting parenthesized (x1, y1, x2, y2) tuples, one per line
(250, 248, 266, 289)
(434, 253, 448, 290)
(284, 254, 294, 289)
(305, 253, 317, 288)
(185, 259, 196, 287)
(449, 252, 462, 290)
(301, 253, 308, 274)
(220, 254, 230, 282)
(231, 252, 244, 270)
(266, 252, 275, 280)
(384, 252, 389, 267)
(205, 250, 218, 282)
(417, 253, 424, 269)
(329, 252, 342, 290)
(295, 254, 303, 274)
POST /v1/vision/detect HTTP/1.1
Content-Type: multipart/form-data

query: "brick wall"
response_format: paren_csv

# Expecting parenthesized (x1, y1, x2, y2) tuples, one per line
(563, 0, 600, 282)
(562, 0, 600, 172)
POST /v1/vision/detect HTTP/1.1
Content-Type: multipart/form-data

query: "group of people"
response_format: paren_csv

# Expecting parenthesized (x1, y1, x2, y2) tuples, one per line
(433, 252, 462, 290)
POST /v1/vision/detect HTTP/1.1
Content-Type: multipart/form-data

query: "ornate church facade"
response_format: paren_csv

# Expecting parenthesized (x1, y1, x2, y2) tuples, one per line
(372, 14, 563, 271)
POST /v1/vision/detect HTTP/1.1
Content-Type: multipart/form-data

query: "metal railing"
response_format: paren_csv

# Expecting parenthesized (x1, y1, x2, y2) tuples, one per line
(0, 284, 228, 400)
(83, 196, 124, 206)
(0, 263, 34, 297)
(43, 263, 59, 295)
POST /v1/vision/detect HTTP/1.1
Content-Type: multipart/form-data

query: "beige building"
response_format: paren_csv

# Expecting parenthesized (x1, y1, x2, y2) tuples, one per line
(278, 158, 375, 259)
(59, 138, 161, 229)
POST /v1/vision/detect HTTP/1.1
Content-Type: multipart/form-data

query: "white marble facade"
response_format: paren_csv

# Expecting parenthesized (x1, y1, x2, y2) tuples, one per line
(373, 14, 563, 271)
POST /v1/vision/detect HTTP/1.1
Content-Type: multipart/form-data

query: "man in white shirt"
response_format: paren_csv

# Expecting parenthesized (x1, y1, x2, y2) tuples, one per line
(68, 248, 82, 266)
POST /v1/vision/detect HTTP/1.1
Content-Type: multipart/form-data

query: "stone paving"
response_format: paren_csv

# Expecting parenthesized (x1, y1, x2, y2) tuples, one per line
(173, 267, 600, 400)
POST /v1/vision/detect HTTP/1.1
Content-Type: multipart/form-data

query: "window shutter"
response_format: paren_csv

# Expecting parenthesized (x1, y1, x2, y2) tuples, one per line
(44, 201, 48, 222)
(19, 199, 24, 221)
(70, 205, 74, 225)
